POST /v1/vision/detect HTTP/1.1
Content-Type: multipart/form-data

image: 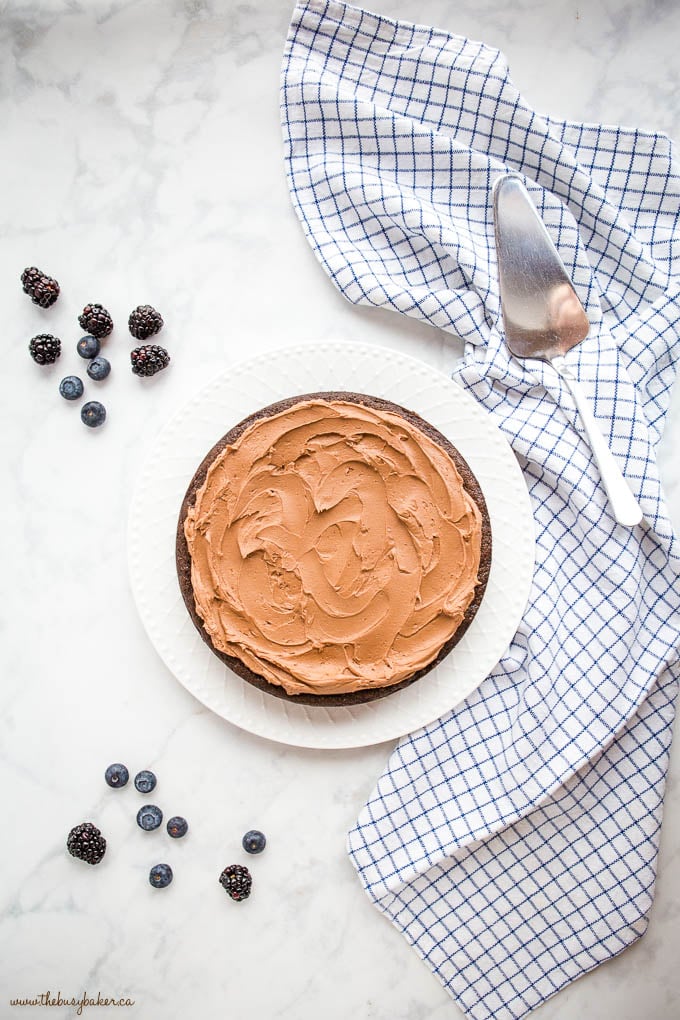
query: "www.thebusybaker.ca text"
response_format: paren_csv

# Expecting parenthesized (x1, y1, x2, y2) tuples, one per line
(9, 991, 135, 1015)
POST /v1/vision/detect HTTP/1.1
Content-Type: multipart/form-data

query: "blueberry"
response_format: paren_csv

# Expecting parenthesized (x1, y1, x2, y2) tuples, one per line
(166, 816, 188, 839)
(137, 805, 163, 831)
(81, 401, 106, 428)
(242, 829, 266, 854)
(134, 770, 157, 794)
(59, 375, 84, 401)
(87, 356, 111, 381)
(77, 335, 101, 359)
(104, 763, 129, 788)
(149, 863, 173, 889)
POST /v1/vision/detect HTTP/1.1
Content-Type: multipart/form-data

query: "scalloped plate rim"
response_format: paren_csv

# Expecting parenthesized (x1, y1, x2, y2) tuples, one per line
(127, 341, 535, 749)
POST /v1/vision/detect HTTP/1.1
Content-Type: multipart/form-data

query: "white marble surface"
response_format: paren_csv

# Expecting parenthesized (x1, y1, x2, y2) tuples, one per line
(1, 1, 679, 1019)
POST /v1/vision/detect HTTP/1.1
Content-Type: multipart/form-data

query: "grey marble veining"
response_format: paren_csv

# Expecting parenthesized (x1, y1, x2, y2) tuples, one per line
(1, 1, 679, 1018)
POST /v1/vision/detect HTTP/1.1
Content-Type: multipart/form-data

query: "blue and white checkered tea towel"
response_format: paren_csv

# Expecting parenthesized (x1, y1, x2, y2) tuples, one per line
(281, 2, 680, 1017)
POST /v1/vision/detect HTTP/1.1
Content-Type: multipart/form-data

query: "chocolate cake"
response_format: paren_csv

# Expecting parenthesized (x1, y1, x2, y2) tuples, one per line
(176, 393, 492, 707)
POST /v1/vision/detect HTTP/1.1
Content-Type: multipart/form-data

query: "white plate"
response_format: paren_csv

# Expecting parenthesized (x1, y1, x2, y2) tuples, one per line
(128, 342, 534, 749)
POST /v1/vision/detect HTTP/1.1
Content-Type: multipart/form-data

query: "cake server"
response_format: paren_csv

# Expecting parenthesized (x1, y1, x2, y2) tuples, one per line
(492, 174, 643, 527)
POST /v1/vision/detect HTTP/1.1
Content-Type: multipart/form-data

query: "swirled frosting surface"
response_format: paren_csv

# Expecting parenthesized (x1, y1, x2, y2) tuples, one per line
(184, 399, 483, 696)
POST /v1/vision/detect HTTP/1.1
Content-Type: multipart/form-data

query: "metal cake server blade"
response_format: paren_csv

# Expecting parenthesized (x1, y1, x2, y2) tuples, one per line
(493, 173, 643, 528)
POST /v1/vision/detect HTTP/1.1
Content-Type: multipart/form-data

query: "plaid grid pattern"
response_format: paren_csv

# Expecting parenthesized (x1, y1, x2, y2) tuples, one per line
(281, 2, 680, 1018)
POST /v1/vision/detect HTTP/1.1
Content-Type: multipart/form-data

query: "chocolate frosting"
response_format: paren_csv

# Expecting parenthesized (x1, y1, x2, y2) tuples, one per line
(184, 399, 483, 696)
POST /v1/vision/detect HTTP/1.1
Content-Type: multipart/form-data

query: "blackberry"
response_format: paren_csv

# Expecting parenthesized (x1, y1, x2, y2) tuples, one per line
(242, 830, 266, 855)
(29, 333, 61, 365)
(21, 266, 60, 308)
(78, 303, 113, 339)
(67, 822, 107, 865)
(219, 864, 252, 901)
(128, 304, 163, 340)
(130, 344, 170, 378)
